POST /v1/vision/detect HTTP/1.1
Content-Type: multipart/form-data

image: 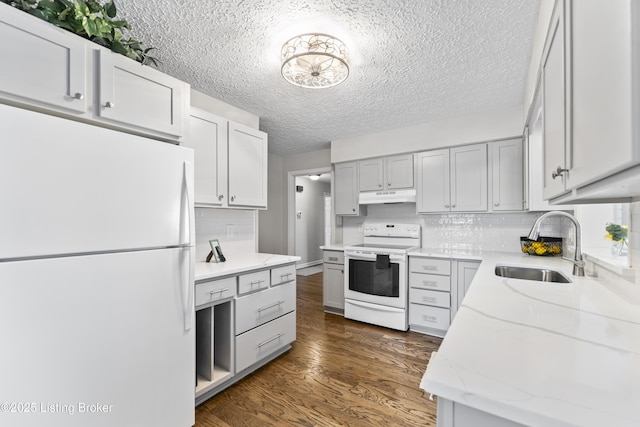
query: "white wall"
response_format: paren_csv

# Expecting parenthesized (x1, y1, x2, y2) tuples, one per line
(195, 208, 256, 261)
(258, 149, 332, 255)
(258, 153, 285, 254)
(294, 177, 330, 265)
(331, 106, 523, 163)
(342, 204, 564, 253)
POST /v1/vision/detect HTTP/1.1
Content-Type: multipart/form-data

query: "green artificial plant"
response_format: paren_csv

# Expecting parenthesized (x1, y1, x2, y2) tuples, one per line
(2, 0, 157, 66)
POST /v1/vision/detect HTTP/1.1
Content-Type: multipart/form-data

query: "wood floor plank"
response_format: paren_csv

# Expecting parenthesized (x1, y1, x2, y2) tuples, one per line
(195, 272, 441, 426)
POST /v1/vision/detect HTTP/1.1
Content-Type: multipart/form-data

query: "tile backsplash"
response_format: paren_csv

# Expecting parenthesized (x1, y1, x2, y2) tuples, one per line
(195, 208, 256, 261)
(342, 204, 566, 252)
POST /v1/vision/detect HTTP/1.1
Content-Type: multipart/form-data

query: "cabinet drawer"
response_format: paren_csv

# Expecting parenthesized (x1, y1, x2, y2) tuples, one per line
(235, 281, 296, 334)
(410, 258, 451, 275)
(410, 303, 450, 331)
(271, 264, 296, 286)
(409, 272, 451, 291)
(235, 311, 296, 373)
(238, 269, 270, 295)
(323, 250, 344, 264)
(195, 277, 236, 307)
(410, 288, 450, 308)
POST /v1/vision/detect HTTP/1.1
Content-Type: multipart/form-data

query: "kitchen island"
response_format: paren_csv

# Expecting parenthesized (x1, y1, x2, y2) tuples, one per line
(420, 252, 640, 427)
(194, 252, 300, 405)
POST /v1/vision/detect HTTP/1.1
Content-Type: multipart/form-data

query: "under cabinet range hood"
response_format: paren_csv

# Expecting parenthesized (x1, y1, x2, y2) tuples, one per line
(359, 189, 417, 204)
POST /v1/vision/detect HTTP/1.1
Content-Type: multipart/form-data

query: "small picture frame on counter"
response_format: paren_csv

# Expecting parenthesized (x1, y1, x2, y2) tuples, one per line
(207, 239, 226, 263)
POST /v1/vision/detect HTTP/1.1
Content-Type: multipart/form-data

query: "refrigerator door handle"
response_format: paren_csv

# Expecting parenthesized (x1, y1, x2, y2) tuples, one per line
(181, 161, 195, 332)
(181, 161, 195, 247)
(182, 246, 194, 332)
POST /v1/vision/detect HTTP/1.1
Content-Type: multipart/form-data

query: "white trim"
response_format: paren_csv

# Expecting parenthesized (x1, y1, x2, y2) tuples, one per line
(287, 167, 331, 256)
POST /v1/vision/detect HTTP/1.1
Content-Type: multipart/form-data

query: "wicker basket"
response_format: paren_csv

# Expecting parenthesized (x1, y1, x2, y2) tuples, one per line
(520, 236, 562, 256)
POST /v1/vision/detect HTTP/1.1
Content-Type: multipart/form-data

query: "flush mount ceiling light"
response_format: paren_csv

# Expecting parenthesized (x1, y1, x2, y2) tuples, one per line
(281, 33, 349, 89)
(309, 174, 321, 181)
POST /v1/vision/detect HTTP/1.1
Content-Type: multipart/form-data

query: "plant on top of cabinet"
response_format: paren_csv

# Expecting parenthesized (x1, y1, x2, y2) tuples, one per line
(1, 0, 157, 65)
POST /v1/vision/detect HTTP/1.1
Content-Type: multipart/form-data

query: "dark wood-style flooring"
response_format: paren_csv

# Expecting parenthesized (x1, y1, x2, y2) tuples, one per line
(195, 272, 442, 426)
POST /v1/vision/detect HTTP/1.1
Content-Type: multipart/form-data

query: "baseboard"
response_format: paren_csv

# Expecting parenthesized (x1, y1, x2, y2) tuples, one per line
(295, 260, 323, 270)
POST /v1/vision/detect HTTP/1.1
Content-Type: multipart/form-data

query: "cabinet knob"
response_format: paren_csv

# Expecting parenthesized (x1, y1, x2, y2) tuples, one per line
(231, 195, 236, 202)
(387, 182, 391, 187)
(494, 202, 499, 207)
(452, 204, 456, 208)
(352, 208, 355, 212)
(551, 166, 568, 179)
(73, 92, 84, 100)
(444, 204, 449, 208)
(104, 101, 115, 108)
(218, 194, 224, 201)
(378, 183, 382, 188)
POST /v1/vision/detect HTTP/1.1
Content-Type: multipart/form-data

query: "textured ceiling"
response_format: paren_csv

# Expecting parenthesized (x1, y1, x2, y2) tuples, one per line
(114, 0, 540, 155)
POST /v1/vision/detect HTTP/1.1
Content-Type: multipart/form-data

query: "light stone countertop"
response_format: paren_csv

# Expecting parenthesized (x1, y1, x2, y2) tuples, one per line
(419, 251, 640, 426)
(408, 247, 484, 261)
(195, 252, 300, 282)
(319, 244, 348, 251)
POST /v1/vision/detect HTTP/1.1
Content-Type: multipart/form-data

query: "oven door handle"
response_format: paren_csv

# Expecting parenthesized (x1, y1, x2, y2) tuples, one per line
(345, 253, 404, 262)
(346, 299, 405, 313)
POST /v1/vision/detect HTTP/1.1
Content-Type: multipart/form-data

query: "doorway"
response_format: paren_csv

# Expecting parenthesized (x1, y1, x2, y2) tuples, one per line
(287, 168, 331, 272)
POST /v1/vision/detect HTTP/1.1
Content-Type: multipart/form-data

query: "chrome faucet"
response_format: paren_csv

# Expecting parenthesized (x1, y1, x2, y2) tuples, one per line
(527, 211, 585, 276)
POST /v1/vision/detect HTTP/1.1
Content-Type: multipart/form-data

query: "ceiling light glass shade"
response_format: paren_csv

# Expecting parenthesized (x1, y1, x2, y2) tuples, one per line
(309, 174, 321, 180)
(281, 33, 349, 89)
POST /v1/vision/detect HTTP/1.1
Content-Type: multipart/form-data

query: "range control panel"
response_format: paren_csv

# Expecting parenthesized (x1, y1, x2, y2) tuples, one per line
(363, 223, 421, 238)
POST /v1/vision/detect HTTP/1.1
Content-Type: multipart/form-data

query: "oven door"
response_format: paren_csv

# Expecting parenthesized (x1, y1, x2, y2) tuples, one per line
(344, 252, 407, 308)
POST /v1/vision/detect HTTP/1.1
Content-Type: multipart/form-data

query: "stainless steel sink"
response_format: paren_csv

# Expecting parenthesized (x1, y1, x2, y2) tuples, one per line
(495, 265, 572, 283)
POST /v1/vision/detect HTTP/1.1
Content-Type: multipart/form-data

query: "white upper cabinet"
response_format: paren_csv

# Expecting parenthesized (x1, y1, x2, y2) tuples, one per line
(335, 161, 362, 216)
(359, 154, 414, 191)
(416, 149, 450, 213)
(0, 3, 188, 142)
(358, 158, 384, 191)
(450, 144, 488, 212)
(97, 50, 186, 139)
(228, 122, 268, 209)
(0, 4, 87, 113)
(538, 0, 640, 203)
(541, 1, 570, 200)
(183, 108, 227, 207)
(417, 144, 487, 213)
(491, 139, 523, 211)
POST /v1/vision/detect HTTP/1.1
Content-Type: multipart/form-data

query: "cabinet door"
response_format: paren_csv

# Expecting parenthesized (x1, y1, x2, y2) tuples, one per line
(334, 162, 359, 215)
(228, 122, 268, 208)
(358, 158, 384, 191)
(98, 49, 186, 139)
(491, 139, 523, 211)
(450, 144, 487, 212)
(0, 4, 86, 113)
(541, 2, 570, 200)
(323, 263, 344, 311)
(184, 109, 228, 207)
(454, 261, 480, 317)
(386, 154, 414, 189)
(416, 149, 450, 213)
(568, 0, 639, 189)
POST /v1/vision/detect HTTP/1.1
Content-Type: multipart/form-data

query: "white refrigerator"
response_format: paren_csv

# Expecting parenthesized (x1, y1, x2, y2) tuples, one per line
(0, 104, 195, 427)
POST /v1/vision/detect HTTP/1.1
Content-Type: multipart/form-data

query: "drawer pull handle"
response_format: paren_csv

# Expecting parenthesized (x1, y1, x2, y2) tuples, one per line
(258, 332, 285, 348)
(257, 300, 285, 313)
(250, 279, 265, 287)
(280, 273, 292, 279)
(422, 315, 438, 323)
(209, 287, 229, 296)
(328, 257, 338, 261)
(423, 265, 438, 271)
(423, 297, 437, 303)
(423, 281, 438, 286)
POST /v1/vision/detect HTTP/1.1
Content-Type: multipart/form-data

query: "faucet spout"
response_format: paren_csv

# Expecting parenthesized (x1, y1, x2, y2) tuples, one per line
(527, 211, 584, 276)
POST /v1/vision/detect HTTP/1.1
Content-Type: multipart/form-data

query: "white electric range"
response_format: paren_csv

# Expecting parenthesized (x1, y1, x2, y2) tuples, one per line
(344, 223, 421, 330)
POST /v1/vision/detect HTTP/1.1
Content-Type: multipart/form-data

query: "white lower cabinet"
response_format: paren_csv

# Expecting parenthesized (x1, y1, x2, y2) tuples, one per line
(195, 262, 296, 405)
(409, 256, 479, 337)
(322, 249, 345, 314)
(236, 311, 296, 373)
